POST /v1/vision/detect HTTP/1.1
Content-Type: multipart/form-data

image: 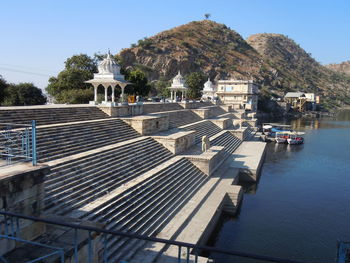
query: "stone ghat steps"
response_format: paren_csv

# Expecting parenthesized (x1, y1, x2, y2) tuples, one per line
(80, 158, 208, 263)
(168, 111, 203, 128)
(0, 107, 109, 125)
(211, 131, 242, 156)
(44, 137, 173, 216)
(180, 120, 222, 144)
(36, 119, 141, 162)
(151, 110, 203, 129)
(203, 105, 228, 117)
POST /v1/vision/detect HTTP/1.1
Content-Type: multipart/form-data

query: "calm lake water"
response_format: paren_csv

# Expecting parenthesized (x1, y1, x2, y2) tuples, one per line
(210, 110, 350, 263)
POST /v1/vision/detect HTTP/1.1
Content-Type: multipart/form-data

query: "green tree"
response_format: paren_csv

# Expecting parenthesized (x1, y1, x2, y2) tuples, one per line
(204, 13, 211, 19)
(46, 54, 97, 103)
(2, 83, 46, 106)
(154, 77, 170, 98)
(0, 76, 7, 104)
(125, 69, 151, 97)
(185, 72, 206, 99)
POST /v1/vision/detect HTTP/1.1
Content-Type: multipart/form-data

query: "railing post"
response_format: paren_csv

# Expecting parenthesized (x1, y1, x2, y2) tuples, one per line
(31, 120, 37, 166)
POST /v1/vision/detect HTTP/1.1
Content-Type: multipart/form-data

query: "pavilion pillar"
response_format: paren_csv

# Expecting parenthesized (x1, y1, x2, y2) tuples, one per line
(120, 83, 128, 104)
(103, 84, 108, 102)
(181, 91, 184, 100)
(93, 84, 98, 102)
(112, 85, 115, 103)
(170, 91, 173, 101)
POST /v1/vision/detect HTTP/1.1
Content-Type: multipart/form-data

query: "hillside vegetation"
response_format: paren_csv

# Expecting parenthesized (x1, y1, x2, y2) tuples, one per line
(118, 20, 350, 109)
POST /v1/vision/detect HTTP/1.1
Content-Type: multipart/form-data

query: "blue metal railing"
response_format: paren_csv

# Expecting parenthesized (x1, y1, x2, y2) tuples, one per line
(0, 120, 37, 166)
(0, 211, 308, 263)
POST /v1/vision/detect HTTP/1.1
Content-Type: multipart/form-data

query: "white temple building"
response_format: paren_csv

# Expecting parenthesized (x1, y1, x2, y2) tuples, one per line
(168, 71, 188, 102)
(201, 78, 216, 100)
(85, 51, 130, 106)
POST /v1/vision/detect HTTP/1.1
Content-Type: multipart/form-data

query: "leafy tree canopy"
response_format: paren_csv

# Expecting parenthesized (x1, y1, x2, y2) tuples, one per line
(46, 54, 97, 103)
(2, 82, 46, 106)
(125, 69, 151, 97)
(0, 75, 7, 103)
(185, 72, 206, 99)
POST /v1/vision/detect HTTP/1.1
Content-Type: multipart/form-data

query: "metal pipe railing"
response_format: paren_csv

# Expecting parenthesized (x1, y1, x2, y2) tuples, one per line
(0, 210, 308, 263)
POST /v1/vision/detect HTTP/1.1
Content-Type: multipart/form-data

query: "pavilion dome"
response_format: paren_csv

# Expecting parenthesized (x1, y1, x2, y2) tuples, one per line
(172, 71, 186, 86)
(203, 78, 215, 91)
(97, 52, 121, 75)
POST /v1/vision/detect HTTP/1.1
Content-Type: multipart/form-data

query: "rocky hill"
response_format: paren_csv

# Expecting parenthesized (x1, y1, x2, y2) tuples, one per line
(326, 61, 350, 75)
(118, 20, 350, 108)
(119, 20, 273, 81)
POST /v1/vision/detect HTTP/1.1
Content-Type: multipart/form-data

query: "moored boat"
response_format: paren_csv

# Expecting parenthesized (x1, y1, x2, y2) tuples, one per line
(287, 132, 305, 145)
(275, 131, 290, 144)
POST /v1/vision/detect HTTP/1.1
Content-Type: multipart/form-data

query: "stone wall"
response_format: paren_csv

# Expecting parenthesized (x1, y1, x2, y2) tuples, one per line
(122, 115, 169, 135)
(98, 104, 143, 117)
(152, 130, 196, 154)
(0, 164, 50, 255)
(210, 118, 232, 129)
(191, 108, 210, 119)
(142, 103, 182, 114)
(186, 146, 225, 176)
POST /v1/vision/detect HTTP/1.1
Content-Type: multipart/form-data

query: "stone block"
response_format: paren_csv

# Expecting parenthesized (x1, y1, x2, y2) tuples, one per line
(98, 104, 143, 117)
(0, 164, 49, 255)
(186, 146, 225, 176)
(152, 130, 196, 154)
(122, 115, 169, 135)
(191, 108, 210, 119)
(209, 118, 232, 129)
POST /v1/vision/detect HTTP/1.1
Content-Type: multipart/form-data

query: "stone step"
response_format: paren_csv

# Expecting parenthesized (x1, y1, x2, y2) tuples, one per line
(110, 171, 208, 262)
(102, 161, 208, 261)
(34, 119, 141, 161)
(45, 139, 157, 185)
(0, 107, 109, 125)
(180, 121, 222, 144)
(44, 145, 171, 207)
(37, 130, 139, 162)
(43, 138, 173, 215)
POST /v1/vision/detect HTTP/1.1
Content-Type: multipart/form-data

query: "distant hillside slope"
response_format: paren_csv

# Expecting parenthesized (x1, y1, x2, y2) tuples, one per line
(326, 61, 350, 75)
(117, 20, 350, 108)
(119, 20, 273, 82)
(247, 34, 350, 98)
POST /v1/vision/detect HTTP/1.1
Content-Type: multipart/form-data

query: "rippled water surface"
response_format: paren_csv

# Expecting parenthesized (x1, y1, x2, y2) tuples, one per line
(211, 110, 350, 263)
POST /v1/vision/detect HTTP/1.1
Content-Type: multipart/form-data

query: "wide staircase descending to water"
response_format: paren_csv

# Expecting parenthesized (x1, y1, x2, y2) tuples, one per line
(0, 106, 109, 125)
(81, 158, 209, 262)
(44, 137, 173, 216)
(36, 119, 141, 162)
(2, 103, 252, 262)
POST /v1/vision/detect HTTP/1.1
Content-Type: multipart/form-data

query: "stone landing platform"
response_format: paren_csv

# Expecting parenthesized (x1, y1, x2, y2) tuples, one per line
(230, 141, 267, 182)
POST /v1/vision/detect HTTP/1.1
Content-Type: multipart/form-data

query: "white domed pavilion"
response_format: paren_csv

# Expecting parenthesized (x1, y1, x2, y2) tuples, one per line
(85, 51, 130, 105)
(168, 71, 188, 102)
(201, 78, 216, 100)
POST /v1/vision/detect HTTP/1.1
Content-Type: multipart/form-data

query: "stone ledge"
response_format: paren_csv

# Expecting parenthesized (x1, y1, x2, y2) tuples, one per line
(122, 115, 169, 135)
(184, 146, 225, 176)
(98, 104, 143, 117)
(151, 130, 196, 154)
(209, 117, 232, 129)
(190, 108, 210, 119)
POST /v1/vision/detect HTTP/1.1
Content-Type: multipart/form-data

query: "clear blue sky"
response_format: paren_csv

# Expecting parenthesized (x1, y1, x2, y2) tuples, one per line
(1, 0, 349, 90)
